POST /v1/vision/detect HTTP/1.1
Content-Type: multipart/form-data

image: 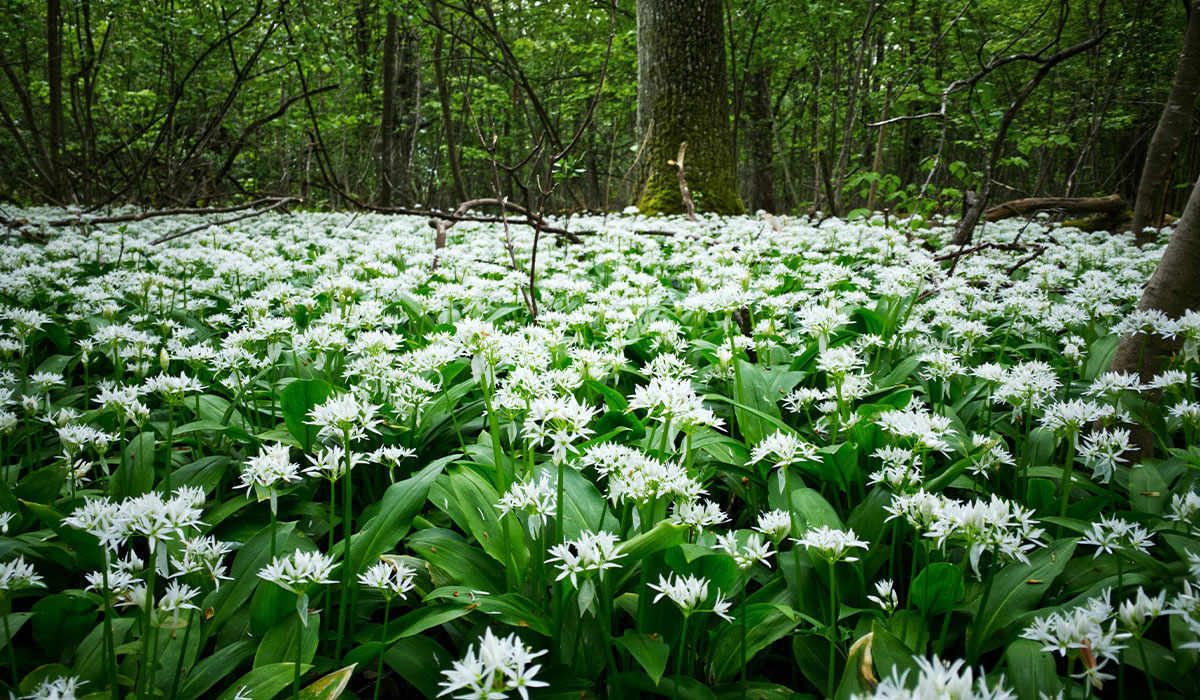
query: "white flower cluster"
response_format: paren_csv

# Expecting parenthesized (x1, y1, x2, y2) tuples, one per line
(438, 627, 548, 700)
(887, 491, 1043, 577)
(1021, 590, 1132, 688)
(546, 530, 624, 587)
(853, 655, 1015, 700)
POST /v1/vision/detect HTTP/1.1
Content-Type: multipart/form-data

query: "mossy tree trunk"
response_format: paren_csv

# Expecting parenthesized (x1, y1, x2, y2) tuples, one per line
(635, 0, 743, 216)
(1112, 171, 1200, 457)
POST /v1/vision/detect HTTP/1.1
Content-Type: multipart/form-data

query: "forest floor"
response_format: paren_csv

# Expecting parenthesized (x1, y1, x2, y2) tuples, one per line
(0, 208, 1193, 700)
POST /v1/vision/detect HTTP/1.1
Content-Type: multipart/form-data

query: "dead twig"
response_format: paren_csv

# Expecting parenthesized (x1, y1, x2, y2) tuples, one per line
(670, 142, 698, 222)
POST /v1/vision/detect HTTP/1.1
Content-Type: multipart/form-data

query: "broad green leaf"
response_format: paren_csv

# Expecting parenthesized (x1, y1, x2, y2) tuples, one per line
(615, 632, 670, 686)
(31, 593, 94, 656)
(707, 604, 798, 682)
(976, 539, 1076, 652)
(619, 521, 687, 561)
(1084, 334, 1120, 381)
(407, 529, 505, 592)
(424, 588, 551, 636)
(110, 431, 155, 499)
(617, 671, 718, 700)
(911, 562, 964, 615)
(384, 637, 452, 699)
(0, 613, 34, 654)
(1129, 464, 1167, 515)
(870, 621, 917, 683)
(205, 522, 301, 630)
(349, 457, 447, 574)
(213, 662, 310, 700)
(178, 640, 257, 700)
(432, 467, 529, 581)
(1003, 639, 1062, 700)
(280, 378, 332, 452)
(254, 612, 320, 669)
(298, 663, 356, 700)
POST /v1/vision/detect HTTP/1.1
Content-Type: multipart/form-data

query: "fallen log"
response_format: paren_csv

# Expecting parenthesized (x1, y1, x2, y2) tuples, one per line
(984, 193, 1126, 222)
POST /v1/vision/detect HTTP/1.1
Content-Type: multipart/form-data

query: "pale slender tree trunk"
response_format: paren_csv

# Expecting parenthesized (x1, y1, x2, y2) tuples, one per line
(635, 0, 743, 215)
(1131, 0, 1200, 244)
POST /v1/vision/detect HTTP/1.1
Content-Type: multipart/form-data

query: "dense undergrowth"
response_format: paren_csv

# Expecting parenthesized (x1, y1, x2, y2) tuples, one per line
(0, 208, 1197, 700)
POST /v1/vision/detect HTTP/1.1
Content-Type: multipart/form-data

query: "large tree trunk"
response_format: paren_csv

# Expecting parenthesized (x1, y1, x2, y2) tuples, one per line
(745, 68, 776, 213)
(380, 11, 398, 207)
(1111, 171, 1200, 458)
(635, 0, 743, 216)
(1131, 0, 1200, 244)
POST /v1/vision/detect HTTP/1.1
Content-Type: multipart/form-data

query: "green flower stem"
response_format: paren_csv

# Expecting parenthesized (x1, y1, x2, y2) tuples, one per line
(162, 404, 175, 493)
(1056, 432, 1078, 534)
(335, 430, 353, 662)
(731, 334, 744, 438)
(3, 596, 16, 690)
(293, 610, 303, 700)
(784, 465, 801, 606)
(555, 459, 566, 546)
(967, 547, 998, 665)
(167, 608, 195, 700)
(103, 556, 119, 697)
(738, 572, 749, 700)
(374, 599, 392, 700)
(140, 568, 160, 700)
(1135, 634, 1159, 700)
(482, 365, 507, 492)
(599, 578, 622, 700)
(672, 613, 690, 700)
(827, 565, 838, 697)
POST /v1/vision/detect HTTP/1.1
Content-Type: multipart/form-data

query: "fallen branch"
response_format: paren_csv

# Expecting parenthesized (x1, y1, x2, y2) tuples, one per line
(45, 197, 294, 227)
(933, 240, 1045, 262)
(150, 197, 297, 245)
(985, 194, 1126, 222)
(0, 215, 48, 244)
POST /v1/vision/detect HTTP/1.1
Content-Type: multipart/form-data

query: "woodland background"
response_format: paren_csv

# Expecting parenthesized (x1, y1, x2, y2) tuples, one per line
(0, 0, 1193, 221)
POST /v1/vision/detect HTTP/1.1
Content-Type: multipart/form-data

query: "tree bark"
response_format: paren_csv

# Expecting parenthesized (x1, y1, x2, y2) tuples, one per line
(47, 0, 65, 200)
(635, 0, 743, 215)
(430, 1, 468, 204)
(380, 11, 398, 207)
(745, 68, 776, 213)
(1111, 171, 1200, 457)
(985, 194, 1127, 222)
(1131, 0, 1200, 244)
(866, 81, 893, 212)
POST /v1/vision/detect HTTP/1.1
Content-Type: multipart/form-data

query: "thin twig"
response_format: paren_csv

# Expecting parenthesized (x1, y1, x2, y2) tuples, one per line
(150, 197, 296, 245)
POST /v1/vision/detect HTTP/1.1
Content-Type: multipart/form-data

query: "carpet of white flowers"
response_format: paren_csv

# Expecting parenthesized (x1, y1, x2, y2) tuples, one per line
(0, 208, 1198, 700)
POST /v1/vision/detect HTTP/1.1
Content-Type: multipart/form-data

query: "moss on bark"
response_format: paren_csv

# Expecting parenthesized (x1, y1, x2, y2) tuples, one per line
(635, 0, 744, 216)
